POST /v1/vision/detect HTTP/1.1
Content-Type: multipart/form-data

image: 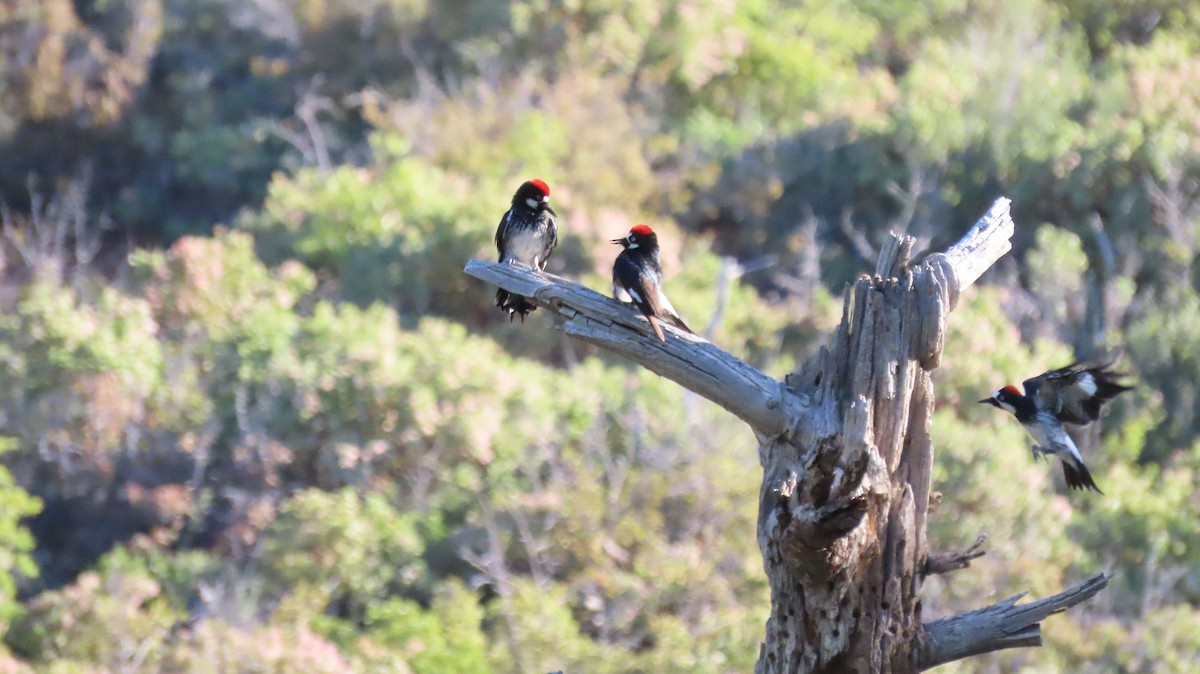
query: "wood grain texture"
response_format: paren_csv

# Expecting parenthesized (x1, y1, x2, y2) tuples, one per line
(919, 573, 1110, 670)
(462, 259, 794, 436)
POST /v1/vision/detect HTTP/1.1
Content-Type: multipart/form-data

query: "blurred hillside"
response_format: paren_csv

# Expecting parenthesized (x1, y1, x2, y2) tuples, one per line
(0, 0, 1197, 671)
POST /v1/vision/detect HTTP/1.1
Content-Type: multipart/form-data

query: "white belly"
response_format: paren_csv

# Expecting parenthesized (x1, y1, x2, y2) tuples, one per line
(505, 229, 546, 267)
(1026, 418, 1079, 458)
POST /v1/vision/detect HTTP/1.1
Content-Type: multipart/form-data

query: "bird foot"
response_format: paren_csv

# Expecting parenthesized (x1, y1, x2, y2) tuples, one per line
(1030, 445, 1049, 462)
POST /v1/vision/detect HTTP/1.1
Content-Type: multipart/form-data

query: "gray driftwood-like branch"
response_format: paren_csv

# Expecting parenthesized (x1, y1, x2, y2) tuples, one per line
(919, 573, 1110, 670)
(937, 197, 1014, 293)
(465, 196, 1014, 439)
(462, 262, 793, 436)
(465, 197, 1107, 673)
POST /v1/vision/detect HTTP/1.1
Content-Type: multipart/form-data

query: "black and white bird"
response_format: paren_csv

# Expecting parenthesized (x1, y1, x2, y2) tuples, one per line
(611, 224, 694, 342)
(979, 362, 1132, 493)
(494, 179, 558, 320)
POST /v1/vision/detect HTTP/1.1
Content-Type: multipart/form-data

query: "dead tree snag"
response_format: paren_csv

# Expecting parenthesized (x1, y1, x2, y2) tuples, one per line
(464, 197, 1108, 673)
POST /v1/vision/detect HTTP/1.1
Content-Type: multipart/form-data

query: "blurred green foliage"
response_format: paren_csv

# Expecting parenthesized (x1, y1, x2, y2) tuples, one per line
(0, 0, 1198, 671)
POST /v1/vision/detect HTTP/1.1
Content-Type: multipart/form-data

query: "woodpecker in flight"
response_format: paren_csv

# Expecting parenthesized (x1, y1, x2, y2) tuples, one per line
(494, 179, 558, 320)
(611, 224, 694, 342)
(979, 362, 1132, 494)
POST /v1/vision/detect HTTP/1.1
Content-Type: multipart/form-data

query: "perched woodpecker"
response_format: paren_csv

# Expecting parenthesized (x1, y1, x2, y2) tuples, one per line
(611, 224, 694, 342)
(979, 362, 1132, 494)
(494, 179, 558, 320)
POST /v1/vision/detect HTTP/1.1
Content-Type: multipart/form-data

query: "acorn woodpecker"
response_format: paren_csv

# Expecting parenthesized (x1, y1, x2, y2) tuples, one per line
(611, 224, 694, 342)
(979, 362, 1132, 494)
(494, 179, 558, 320)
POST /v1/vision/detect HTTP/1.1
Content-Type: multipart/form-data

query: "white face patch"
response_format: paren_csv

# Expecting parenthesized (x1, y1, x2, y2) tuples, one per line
(993, 392, 1016, 414)
(525, 197, 540, 209)
(1078, 373, 1097, 396)
(542, 195, 550, 202)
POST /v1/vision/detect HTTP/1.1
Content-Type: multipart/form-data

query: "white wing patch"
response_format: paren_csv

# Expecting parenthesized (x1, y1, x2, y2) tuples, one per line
(613, 283, 633, 303)
(1077, 373, 1097, 396)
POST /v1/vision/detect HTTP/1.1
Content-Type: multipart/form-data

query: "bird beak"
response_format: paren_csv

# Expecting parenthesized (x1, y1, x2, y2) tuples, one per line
(978, 398, 999, 407)
(611, 238, 624, 245)
(544, 204, 557, 217)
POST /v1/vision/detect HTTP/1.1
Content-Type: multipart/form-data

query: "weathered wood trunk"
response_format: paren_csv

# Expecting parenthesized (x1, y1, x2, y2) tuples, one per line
(755, 236, 945, 674)
(464, 197, 1109, 674)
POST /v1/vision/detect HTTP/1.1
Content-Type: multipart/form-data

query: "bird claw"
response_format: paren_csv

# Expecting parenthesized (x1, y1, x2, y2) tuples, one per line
(1030, 445, 1048, 462)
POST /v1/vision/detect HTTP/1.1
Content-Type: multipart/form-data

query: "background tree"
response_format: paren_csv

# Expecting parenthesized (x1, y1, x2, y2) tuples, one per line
(1, 1, 1199, 672)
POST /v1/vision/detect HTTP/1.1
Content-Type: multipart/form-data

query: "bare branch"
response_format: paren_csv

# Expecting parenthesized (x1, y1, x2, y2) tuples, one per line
(838, 206, 877, 263)
(934, 197, 1015, 293)
(918, 573, 1110, 670)
(923, 533, 988, 577)
(462, 261, 795, 436)
(464, 197, 1016, 441)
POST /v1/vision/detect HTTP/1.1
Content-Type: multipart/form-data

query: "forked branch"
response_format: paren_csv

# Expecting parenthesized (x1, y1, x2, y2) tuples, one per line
(918, 573, 1110, 670)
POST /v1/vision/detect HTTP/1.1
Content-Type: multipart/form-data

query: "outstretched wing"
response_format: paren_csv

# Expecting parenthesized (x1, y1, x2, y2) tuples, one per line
(1025, 362, 1132, 425)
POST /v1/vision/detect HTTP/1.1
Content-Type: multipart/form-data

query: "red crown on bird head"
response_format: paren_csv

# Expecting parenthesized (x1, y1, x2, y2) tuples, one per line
(1001, 385, 1022, 396)
(529, 179, 550, 196)
(630, 224, 654, 237)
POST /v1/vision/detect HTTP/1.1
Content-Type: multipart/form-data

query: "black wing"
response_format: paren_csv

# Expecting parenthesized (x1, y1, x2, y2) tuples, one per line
(538, 212, 558, 270)
(1025, 362, 1132, 425)
(613, 253, 663, 318)
(494, 209, 508, 255)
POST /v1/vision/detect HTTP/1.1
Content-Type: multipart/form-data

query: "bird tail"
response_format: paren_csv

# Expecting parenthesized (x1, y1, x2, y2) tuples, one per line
(657, 293, 694, 336)
(647, 314, 666, 342)
(666, 312, 694, 335)
(495, 289, 536, 321)
(1061, 456, 1102, 494)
